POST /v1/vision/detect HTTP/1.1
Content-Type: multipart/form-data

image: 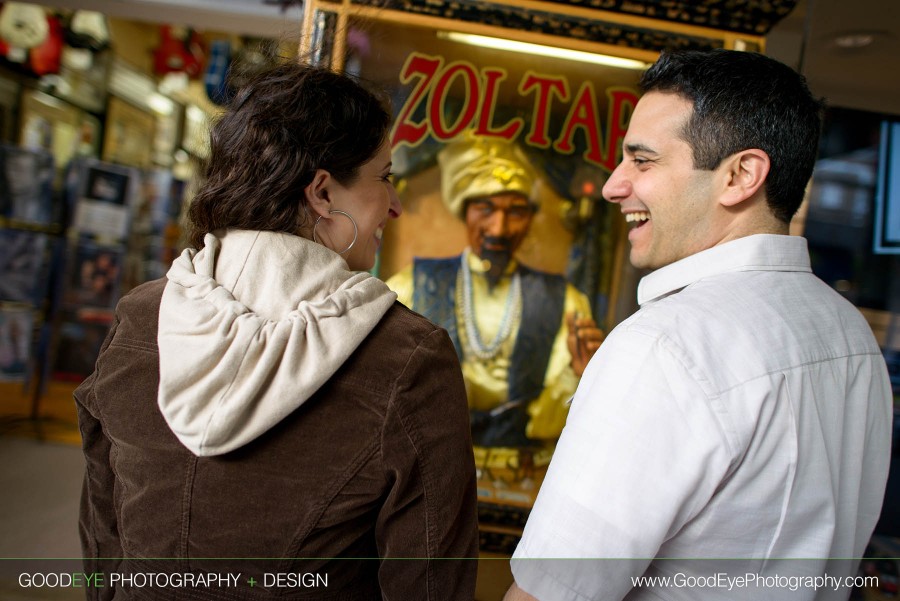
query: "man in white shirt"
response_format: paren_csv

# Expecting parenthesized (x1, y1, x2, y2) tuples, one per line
(505, 48, 893, 601)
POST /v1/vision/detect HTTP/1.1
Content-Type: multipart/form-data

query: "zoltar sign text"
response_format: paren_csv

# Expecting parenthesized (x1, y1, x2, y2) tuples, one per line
(392, 52, 639, 172)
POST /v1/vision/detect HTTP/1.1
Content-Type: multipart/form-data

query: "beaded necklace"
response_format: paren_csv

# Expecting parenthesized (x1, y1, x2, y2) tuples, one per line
(457, 247, 522, 360)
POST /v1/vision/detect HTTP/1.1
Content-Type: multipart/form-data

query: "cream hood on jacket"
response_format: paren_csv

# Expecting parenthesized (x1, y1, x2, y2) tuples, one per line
(157, 229, 397, 456)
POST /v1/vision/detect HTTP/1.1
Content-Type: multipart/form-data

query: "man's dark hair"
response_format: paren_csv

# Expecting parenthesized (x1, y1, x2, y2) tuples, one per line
(640, 49, 823, 222)
(187, 62, 391, 248)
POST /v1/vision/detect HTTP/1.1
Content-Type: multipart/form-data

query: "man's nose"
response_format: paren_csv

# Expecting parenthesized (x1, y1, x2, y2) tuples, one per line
(602, 163, 630, 204)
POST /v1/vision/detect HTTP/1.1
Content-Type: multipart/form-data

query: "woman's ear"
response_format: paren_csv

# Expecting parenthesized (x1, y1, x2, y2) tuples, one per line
(719, 149, 770, 208)
(304, 169, 333, 218)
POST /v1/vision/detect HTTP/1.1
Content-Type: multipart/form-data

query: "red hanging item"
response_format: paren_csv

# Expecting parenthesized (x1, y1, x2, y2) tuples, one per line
(153, 25, 205, 79)
(28, 14, 63, 75)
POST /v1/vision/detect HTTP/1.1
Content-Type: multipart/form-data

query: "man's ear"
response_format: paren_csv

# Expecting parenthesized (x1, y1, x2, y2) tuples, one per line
(304, 169, 333, 218)
(719, 149, 770, 208)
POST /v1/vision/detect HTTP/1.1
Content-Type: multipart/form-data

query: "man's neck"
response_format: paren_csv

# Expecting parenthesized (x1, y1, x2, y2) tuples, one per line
(709, 201, 791, 249)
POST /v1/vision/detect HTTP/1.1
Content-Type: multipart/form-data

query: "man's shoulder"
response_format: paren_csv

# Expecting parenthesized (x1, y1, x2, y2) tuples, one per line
(619, 269, 882, 389)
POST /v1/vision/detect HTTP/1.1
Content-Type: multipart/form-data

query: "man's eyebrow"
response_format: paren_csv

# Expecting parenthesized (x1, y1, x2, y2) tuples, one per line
(624, 143, 658, 156)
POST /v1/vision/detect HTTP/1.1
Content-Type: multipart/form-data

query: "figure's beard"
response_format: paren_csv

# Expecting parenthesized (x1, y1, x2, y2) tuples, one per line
(477, 237, 513, 290)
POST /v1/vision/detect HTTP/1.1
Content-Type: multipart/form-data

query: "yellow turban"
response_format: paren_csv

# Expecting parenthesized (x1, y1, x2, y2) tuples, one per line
(438, 133, 539, 219)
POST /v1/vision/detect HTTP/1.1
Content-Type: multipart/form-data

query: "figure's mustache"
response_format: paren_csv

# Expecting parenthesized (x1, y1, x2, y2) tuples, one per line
(481, 236, 512, 251)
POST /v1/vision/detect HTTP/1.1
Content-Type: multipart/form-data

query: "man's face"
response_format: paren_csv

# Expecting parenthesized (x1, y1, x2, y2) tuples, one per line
(602, 91, 720, 270)
(464, 192, 534, 263)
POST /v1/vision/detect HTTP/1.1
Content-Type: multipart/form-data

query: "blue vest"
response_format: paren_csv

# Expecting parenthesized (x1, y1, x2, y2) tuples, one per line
(411, 255, 566, 447)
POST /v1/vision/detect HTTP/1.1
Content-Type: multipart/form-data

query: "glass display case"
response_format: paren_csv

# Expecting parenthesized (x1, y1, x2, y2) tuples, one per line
(297, 2, 777, 590)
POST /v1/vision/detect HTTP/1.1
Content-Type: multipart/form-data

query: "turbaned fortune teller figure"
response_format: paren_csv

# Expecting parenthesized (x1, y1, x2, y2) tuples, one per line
(387, 133, 604, 484)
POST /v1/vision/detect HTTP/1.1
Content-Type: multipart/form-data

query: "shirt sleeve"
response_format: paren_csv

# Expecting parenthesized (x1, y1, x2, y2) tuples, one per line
(511, 324, 733, 601)
(375, 326, 479, 600)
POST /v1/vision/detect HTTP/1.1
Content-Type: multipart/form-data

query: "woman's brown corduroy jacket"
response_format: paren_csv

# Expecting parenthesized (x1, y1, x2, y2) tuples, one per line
(76, 276, 479, 601)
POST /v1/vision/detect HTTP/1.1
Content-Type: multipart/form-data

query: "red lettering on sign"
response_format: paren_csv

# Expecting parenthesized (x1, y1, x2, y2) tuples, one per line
(430, 61, 480, 139)
(391, 51, 640, 175)
(603, 88, 638, 170)
(554, 81, 603, 165)
(474, 69, 523, 140)
(391, 53, 442, 148)
(520, 72, 568, 148)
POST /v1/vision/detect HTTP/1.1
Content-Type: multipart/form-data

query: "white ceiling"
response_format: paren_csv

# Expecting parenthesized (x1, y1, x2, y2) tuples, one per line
(30, 0, 303, 39)
(767, 0, 900, 117)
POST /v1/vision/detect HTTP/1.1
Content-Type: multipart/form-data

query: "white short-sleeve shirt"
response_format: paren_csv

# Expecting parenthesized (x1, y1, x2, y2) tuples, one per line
(512, 234, 893, 601)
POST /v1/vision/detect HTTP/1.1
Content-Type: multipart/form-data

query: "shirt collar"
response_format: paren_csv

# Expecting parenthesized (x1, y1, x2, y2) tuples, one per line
(637, 234, 812, 306)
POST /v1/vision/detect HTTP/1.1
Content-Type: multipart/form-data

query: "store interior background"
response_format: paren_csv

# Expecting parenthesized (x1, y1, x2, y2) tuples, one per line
(1, 0, 899, 599)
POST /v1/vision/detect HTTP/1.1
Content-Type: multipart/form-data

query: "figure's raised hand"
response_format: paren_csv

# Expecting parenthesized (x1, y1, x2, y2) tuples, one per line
(566, 312, 605, 377)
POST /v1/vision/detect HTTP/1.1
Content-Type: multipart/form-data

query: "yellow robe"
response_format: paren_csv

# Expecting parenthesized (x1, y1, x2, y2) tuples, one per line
(386, 250, 591, 441)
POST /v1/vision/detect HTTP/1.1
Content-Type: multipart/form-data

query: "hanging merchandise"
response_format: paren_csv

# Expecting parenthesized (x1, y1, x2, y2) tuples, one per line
(0, 2, 48, 63)
(59, 10, 110, 72)
(204, 39, 231, 105)
(0, 3, 48, 48)
(27, 13, 63, 75)
(153, 25, 206, 79)
(65, 11, 110, 53)
(206, 37, 278, 106)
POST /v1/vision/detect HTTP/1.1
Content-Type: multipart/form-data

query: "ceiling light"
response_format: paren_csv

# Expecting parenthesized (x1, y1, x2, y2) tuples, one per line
(437, 31, 650, 71)
(832, 32, 878, 49)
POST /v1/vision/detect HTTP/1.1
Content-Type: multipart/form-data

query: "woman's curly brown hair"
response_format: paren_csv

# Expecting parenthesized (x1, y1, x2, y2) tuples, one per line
(187, 62, 391, 249)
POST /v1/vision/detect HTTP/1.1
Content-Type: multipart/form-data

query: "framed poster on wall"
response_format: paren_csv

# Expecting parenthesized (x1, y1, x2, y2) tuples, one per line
(102, 95, 155, 168)
(0, 305, 33, 382)
(18, 89, 84, 171)
(0, 144, 55, 226)
(63, 240, 124, 310)
(875, 120, 900, 254)
(0, 229, 50, 304)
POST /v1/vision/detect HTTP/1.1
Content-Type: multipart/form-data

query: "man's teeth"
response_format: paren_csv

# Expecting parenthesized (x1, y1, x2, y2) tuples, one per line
(625, 211, 650, 223)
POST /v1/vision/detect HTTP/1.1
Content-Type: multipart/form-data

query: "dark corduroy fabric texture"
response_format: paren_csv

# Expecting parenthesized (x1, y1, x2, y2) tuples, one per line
(76, 278, 479, 601)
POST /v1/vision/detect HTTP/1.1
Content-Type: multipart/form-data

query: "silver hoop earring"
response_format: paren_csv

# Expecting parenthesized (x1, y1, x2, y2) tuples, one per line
(312, 209, 358, 255)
